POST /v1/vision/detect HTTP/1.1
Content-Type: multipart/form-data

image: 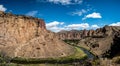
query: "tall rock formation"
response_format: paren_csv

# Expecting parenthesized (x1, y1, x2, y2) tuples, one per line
(57, 29, 95, 40)
(0, 11, 75, 58)
(57, 30, 83, 40)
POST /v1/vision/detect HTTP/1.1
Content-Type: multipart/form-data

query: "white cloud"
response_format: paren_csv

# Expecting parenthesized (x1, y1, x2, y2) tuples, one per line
(109, 22, 120, 26)
(72, 9, 87, 16)
(66, 23, 89, 30)
(46, 21, 65, 32)
(46, 21, 64, 28)
(82, 12, 102, 20)
(91, 24, 100, 29)
(47, 0, 83, 5)
(26, 11, 38, 16)
(46, 21, 101, 32)
(46, 21, 89, 32)
(74, 0, 83, 4)
(47, 26, 65, 32)
(86, 12, 102, 18)
(0, 5, 7, 11)
(48, 0, 71, 5)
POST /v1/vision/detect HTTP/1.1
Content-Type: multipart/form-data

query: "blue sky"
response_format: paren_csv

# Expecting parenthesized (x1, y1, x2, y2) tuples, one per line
(0, 0, 120, 32)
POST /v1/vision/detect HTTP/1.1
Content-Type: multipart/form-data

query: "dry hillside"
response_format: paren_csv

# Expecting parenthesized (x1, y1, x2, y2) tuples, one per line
(0, 11, 75, 58)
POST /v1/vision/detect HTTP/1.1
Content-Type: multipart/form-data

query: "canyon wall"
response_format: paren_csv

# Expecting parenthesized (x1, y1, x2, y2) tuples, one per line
(0, 11, 46, 44)
(57, 25, 115, 40)
(0, 11, 74, 58)
(57, 26, 120, 57)
(57, 29, 96, 40)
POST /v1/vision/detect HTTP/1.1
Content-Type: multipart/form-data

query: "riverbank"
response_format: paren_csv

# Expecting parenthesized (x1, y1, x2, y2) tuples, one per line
(11, 47, 87, 64)
(0, 40, 97, 66)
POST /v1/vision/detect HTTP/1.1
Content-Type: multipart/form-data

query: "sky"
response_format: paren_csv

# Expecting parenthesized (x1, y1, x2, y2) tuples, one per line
(0, 0, 120, 32)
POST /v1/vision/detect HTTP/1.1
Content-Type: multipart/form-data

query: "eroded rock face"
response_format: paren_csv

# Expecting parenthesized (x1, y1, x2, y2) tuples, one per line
(78, 26, 120, 57)
(57, 29, 95, 40)
(57, 30, 83, 40)
(0, 11, 75, 58)
(57, 26, 120, 58)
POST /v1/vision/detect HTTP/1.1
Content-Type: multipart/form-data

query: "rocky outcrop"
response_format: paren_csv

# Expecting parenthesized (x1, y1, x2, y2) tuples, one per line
(57, 29, 95, 40)
(57, 30, 83, 40)
(0, 11, 46, 44)
(0, 11, 75, 58)
(78, 26, 120, 58)
(57, 25, 119, 40)
(57, 26, 120, 58)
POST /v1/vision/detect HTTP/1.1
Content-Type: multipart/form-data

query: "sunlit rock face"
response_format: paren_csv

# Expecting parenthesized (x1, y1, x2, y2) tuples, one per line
(57, 29, 96, 40)
(78, 26, 120, 58)
(57, 25, 120, 58)
(0, 11, 75, 58)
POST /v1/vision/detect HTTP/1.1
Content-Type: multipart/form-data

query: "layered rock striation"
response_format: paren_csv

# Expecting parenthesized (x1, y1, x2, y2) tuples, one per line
(57, 29, 96, 40)
(0, 11, 75, 58)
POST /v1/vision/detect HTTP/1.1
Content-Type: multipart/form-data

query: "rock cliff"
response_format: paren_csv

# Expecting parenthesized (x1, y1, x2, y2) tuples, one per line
(78, 26, 120, 58)
(0, 11, 75, 58)
(57, 29, 95, 40)
(57, 26, 120, 58)
(57, 30, 83, 40)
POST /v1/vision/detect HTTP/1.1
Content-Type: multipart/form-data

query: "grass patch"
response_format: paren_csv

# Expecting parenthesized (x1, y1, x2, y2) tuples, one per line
(112, 56, 120, 64)
(11, 47, 87, 64)
(63, 39, 80, 46)
(64, 39, 96, 57)
(67, 47, 87, 59)
(8, 63, 73, 66)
